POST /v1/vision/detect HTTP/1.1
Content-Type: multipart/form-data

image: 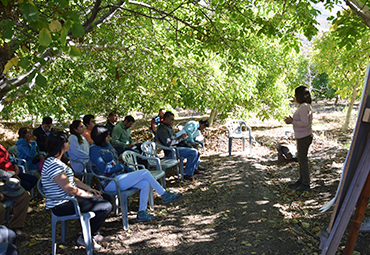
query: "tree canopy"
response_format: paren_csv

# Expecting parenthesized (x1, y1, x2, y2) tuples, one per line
(0, 0, 367, 121)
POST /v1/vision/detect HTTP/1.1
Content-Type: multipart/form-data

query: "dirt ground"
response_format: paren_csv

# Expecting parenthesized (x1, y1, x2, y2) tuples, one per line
(2, 100, 370, 255)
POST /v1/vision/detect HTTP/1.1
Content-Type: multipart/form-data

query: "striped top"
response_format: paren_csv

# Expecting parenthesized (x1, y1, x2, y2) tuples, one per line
(41, 157, 76, 209)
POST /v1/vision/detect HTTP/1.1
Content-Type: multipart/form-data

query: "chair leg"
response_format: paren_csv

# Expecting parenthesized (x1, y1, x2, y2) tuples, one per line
(162, 175, 166, 189)
(242, 138, 245, 152)
(119, 195, 129, 230)
(61, 220, 66, 243)
(113, 195, 119, 215)
(51, 216, 57, 255)
(179, 160, 184, 182)
(229, 138, 232, 156)
(149, 189, 154, 211)
(80, 215, 93, 255)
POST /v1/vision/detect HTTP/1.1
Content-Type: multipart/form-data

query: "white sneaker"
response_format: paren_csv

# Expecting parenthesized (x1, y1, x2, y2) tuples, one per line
(360, 217, 370, 232)
(77, 235, 102, 251)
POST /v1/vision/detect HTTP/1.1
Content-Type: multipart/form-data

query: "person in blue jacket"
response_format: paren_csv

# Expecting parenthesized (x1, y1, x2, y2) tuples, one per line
(183, 119, 209, 148)
(16, 127, 45, 172)
(89, 125, 183, 222)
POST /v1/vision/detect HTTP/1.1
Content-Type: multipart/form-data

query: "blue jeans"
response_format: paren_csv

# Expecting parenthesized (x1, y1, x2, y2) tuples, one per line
(177, 147, 200, 176)
(104, 169, 165, 211)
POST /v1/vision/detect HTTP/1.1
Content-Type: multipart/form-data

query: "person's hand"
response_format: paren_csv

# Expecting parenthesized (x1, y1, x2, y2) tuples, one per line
(88, 188, 102, 198)
(30, 135, 37, 142)
(39, 155, 45, 161)
(0, 192, 4, 202)
(284, 116, 293, 124)
(13, 165, 19, 175)
(181, 133, 187, 139)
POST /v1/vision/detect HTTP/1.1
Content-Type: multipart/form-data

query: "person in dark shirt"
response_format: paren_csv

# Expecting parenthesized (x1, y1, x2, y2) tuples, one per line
(150, 109, 165, 136)
(105, 111, 118, 136)
(32, 116, 53, 153)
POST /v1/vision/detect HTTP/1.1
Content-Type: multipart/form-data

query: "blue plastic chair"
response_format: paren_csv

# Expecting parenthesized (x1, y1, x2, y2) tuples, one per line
(37, 180, 94, 255)
(89, 165, 140, 230)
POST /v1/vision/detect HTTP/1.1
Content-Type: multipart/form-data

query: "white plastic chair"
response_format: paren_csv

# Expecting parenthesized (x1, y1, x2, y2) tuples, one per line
(226, 120, 252, 155)
(141, 141, 180, 184)
(89, 164, 140, 230)
(37, 180, 94, 255)
(121, 150, 165, 210)
(155, 143, 184, 182)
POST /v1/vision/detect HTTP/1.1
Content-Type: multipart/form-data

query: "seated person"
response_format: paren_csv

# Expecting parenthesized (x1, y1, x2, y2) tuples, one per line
(82, 114, 95, 146)
(0, 178, 30, 238)
(105, 111, 118, 136)
(156, 112, 202, 181)
(32, 116, 53, 153)
(183, 119, 209, 149)
(90, 125, 182, 222)
(0, 225, 18, 254)
(68, 120, 93, 175)
(16, 127, 45, 172)
(111, 116, 142, 155)
(0, 144, 37, 192)
(41, 131, 112, 250)
(150, 109, 165, 137)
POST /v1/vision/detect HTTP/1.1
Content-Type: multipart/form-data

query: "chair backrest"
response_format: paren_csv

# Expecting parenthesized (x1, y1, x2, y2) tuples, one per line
(7, 145, 18, 157)
(226, 120, 248, 136)
(121, 151, 142, 171)
(141, 141, 160, 166)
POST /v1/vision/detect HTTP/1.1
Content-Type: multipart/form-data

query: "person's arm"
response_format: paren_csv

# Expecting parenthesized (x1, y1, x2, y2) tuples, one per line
(17, 141, 37, 159)
(68, 136, 90, 161)
(184, 122, 197, 143)
(53, 173, 92, 197)
(111, 126, 125, 148)
(157, 126, 184, 147)
(74, 177, 102, 197)
(90, 146, 124, 174)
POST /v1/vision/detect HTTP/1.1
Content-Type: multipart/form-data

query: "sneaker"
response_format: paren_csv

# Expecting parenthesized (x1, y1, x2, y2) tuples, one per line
(296, 184, 310, 191)
(77, 235, 102, 251)
(360, 217, 370, 232)
(194, 169, 204, 174)
(184, 175, 196, 181)
(197, 164, 206, 170)
(136, 210, 158, 222)
(93, 233, 111, 242)
(162, 191, 183, 204)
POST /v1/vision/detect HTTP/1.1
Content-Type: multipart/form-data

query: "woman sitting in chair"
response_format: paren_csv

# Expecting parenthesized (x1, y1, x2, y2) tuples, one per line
(41, 131, 112, 250)
(89, 125, 183, 222)
(68, 120, 92, 174)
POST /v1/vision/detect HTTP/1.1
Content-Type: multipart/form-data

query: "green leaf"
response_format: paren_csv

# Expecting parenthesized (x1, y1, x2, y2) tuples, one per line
(0, 20, 15, 39)
(39, 28, 52, 46)
(18, 58, 30, 69)
(65, 11, 79, 21)
(64, 20, 73, 30)
(60, 26, 68, 45)
(27, 71, 37, 83)
(57, 0, 68, 8)
(21, 2, 39, 23)
(35, 73, 48, 87)
(69, 46, 81, 61)
(72, 23, 85, 38)
(1, 0, 8, 6)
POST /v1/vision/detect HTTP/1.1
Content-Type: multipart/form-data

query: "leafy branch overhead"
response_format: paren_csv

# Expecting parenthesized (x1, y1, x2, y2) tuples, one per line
(0, 0, 369, 120)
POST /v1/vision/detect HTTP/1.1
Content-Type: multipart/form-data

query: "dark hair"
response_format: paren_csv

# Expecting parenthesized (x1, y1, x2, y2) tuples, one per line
(124, 115, 135, 123)
(108, 111, 117, 117)
(46, 131, 68, 158)
(91, 125, 109, 147)
(159, 108, 165, 113)
(295, 86, 312, 104)
(83, 114, 95, 127)
(163, 111, 174, 121)
(18, 127, 29, 139)
(199, 119, 209, 127)
(70, 120, 83, 144)
(42, 116, 52, 125)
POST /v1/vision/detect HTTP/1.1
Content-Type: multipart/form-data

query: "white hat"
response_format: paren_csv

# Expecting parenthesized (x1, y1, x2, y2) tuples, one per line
(0, 178, 25, 197)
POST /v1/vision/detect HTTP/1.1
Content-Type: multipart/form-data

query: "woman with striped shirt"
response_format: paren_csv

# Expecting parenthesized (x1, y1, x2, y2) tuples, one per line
(41, 131, 112, 250)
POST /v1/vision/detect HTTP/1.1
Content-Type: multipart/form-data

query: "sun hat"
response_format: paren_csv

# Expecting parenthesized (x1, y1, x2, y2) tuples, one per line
(0, 178, 25, 197)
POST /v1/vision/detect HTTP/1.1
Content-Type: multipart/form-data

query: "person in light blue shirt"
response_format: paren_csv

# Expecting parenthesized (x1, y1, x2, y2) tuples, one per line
(184, 119, 209, 148)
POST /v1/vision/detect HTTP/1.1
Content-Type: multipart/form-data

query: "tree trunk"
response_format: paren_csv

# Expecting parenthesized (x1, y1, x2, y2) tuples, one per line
(209, 108, 218, 126)
(342, 81, 359, 132)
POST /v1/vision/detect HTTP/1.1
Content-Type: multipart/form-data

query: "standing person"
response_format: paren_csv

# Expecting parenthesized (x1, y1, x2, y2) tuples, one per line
(41, 131, 112, 250)
(105, 111, 118, 136)
(111, 116, 142, 155)
(150, 109, 165, 136)
(16, 127, 45, 172)
(90, 125, 183, 222)
(68, 120, 91, 175)
(82, 115, 95, 146)
(32, 116, 53, 153)
(284, 86, 313, 191)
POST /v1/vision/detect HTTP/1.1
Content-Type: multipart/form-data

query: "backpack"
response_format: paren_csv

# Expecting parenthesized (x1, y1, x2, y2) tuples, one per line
(276, 141, 298, 163)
